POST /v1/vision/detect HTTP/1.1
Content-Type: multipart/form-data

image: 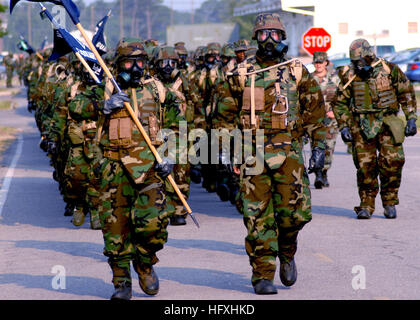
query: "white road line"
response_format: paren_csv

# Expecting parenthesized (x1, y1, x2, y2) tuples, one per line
(0, 134, 24, 218)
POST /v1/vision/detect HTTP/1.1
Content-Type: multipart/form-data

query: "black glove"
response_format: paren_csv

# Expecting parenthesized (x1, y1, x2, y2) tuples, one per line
(154, 157, 174, 180)
(340, 127, 353, 143)
(405, 118, 417, 137)
(103, 92, 130, 115)
(47, 141, 57, 156)
(308, 147, 325, 174)
(39, 137, 48, 152)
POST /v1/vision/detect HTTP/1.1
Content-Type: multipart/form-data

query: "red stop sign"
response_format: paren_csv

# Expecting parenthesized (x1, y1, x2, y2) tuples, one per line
(302, 28, 331, 56)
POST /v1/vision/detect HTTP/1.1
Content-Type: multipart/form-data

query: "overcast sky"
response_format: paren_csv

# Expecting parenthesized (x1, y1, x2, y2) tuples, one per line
(82, 0, 207, 12)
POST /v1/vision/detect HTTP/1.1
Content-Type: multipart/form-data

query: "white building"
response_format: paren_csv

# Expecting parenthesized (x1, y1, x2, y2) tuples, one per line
(235, 0, 420, 56)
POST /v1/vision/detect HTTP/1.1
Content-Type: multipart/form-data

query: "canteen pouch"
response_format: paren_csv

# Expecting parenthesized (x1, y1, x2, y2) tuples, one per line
(242, 87, 264, 111)
(383, 114, 405, 144)
(67, 122, 84, 145)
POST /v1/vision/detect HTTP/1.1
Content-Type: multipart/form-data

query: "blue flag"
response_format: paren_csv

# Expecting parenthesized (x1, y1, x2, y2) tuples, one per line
(92, 10, 111, 56)
(10, 0, 80, 25)
(41, 7, 97, 63)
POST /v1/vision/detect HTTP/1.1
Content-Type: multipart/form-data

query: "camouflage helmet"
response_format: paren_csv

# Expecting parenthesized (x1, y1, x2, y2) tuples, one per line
(154, 46, 179, 62)
(194, 46, 206, 60)
(221, 43, 236, 58)
(114, 37, 147, 60)
(174, 42, 188, 56)
(313, 51, 328, 63)
(234, 39, 249, 52)
(144, 39, 159, 47)
(206, 42, 221, 55)
(349, 38, 375, 60)
(252, 13, 286, 40)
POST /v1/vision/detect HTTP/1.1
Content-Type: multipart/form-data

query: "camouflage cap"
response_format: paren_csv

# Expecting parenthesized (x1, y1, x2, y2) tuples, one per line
(234, 39, 249, 52)
(115, 37, 147, 59)
(174, 42, 188, 55)
(221, 43, 236, 58)
(313, 51, 328, 63)
(349, 38, 375, 60)
(206, 42, 221, 55)
(252, 13, 286, 40)
(155, 46, 179, 62)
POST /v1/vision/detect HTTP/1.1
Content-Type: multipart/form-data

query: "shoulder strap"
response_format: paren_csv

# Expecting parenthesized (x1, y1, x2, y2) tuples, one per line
(290, 59, 303, 85)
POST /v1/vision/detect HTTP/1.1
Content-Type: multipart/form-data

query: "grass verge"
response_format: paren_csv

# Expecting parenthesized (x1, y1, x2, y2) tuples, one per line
(0, 126, 18, 162)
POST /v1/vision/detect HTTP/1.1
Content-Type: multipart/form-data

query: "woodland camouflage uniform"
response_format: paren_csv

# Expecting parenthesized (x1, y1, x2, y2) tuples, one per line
(334, 39, 417, 216)
(215, 13, 326, 288)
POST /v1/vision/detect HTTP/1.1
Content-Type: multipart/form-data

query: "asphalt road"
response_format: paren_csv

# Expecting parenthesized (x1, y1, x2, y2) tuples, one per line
(1, 88, 420, 301)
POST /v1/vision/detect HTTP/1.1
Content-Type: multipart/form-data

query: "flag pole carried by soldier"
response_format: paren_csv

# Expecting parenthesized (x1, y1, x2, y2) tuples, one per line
(334, 38, 417, 220)
(217, 13, 326, 294)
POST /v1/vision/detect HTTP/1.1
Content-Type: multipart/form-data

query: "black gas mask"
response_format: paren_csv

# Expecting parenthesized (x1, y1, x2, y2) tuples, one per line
(352, 57, 373, 79)
(178, 54, 188, 70)
(221, 55, 232, 67)
(256, 29, 288, 59)
(81, 61, 103, 85)
(116, 56, 146, 89)
(204, 54, 217, 69)
(158, 59, 178, 81)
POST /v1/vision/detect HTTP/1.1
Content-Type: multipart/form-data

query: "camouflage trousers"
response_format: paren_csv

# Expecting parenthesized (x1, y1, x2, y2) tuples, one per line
(98, 157, 169, 285)
(324, 122, 339, 172)
(351, 124, 405, 214)
(63, 145, 100, 224)
(240, 139, 312, 285)
(6, 68, 13, 88)
(165, 163, 191, 218)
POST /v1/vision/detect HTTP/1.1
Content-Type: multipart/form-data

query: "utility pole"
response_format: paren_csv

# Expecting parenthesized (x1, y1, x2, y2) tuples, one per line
(191, 0, 194, 24)
(27, 3, 32, 45)
(120, 0, 124, 39)
(170, 0, 174, 26)
(90, 5, 94, 31)
(146, 0, 152, 39)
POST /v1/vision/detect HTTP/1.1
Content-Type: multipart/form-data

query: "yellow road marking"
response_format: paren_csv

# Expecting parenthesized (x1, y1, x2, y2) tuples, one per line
(314, 252, 334, 263)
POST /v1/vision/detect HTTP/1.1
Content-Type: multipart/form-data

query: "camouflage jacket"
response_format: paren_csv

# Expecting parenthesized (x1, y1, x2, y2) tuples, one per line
(334, 58, 417, 139)
(98, 77, 184, 184)
(189, 64, 224, 130)
(216, 54, 326, 170)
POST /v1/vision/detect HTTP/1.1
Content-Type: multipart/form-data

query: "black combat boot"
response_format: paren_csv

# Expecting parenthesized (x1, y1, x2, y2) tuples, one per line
(64, 203, 75, 216)
(314, 170, 324, 189)
(190, 166, 202, 184)
(216, 183, 230, 202)
(134, 262, 159, 296)
(110, 281, 132, 300)
(322, 170, 329, 187)
(170, 215, 187, 226)
(356, 209, 371, 219)
(383, 205, 397, 219)
(280, 258, 297, 287)
(253, 279, 277, 295)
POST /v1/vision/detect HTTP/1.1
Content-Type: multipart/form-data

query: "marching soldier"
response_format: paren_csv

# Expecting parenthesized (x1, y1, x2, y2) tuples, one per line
(310, 51, 340, 188)
(216, 13, 326, 294)
(95, 38, 179, 300)
(334, 39, 417, 219)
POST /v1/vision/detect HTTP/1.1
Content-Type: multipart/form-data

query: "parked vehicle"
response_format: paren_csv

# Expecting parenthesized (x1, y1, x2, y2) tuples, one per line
(375, 45, 395, 59)
(389, 48, 420, 73)
(405, 57, 420, 82)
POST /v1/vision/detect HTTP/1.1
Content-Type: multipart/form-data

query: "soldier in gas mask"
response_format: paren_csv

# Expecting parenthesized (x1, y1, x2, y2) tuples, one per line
(154, 46, 192, 226)
(215, 13, 326, 294)
(95, 38, 180, 300)
(334, 39, 417, 219)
